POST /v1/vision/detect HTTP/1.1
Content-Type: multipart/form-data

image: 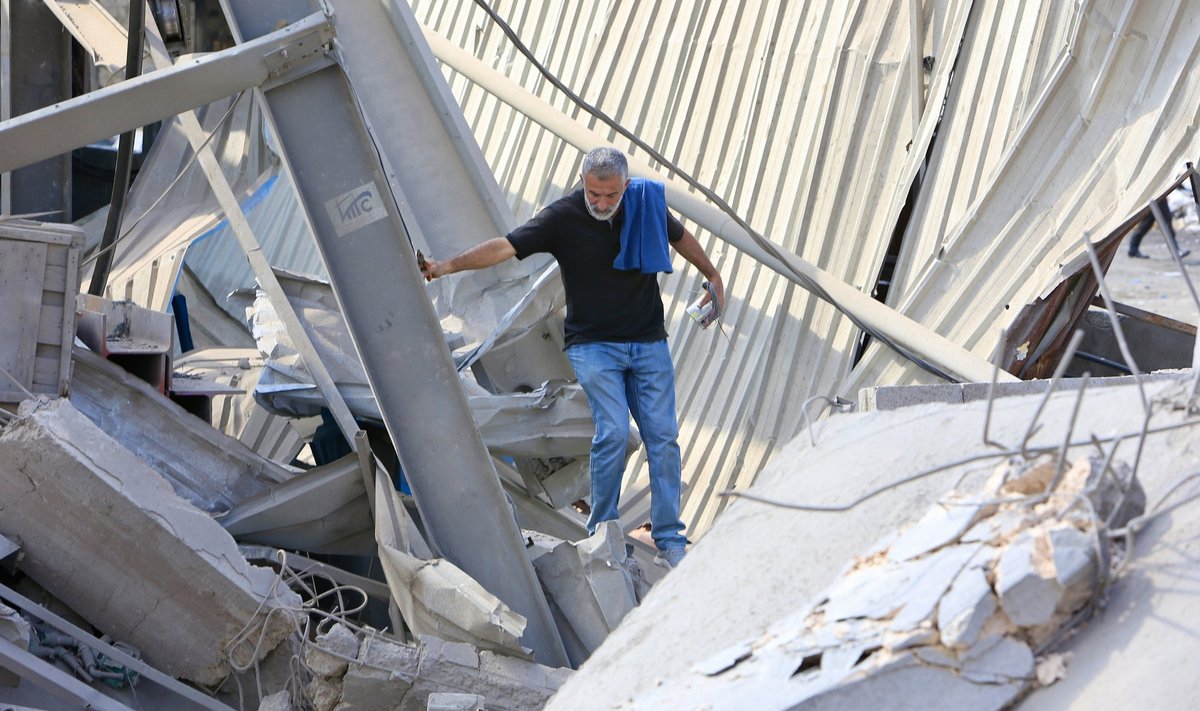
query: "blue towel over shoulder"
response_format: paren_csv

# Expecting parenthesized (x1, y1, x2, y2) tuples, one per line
(613, 178, 673, 274)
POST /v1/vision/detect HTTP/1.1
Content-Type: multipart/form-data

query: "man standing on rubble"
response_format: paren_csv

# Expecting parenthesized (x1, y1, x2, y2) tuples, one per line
(421, 146, 724, 569)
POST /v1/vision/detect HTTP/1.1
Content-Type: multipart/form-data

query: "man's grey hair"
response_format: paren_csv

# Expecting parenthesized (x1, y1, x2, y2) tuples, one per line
(581, 146, 628, 181)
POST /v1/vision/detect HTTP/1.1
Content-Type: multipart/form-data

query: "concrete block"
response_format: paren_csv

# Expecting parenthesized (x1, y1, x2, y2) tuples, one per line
(996, 530, 1061, 627)
(427, 692, 486, 710)
(338, 634, 419, 711)
(70, 347, 289, 513)
(259, 690, 294, 711)
(858, 382, 964, 411)
(399, 637, 568, 711)
(938, 567, 997, 649)
(0, 398, 301, 684)
(307, 676, 343, 711)
(306, 622, 362, 678)
(1047, 525, 1097, 614)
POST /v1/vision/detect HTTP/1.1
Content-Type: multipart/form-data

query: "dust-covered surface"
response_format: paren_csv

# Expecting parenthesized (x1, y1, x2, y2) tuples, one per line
(545, 375, 1200, 710)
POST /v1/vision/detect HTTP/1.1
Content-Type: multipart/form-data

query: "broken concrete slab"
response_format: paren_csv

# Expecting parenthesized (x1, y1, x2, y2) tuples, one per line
(337, 634, 420, 711)
(70, 346, 291, 513)
(937, 565, 996, 649)
(0, 397, 301, 684)
(399, 636, 569, 711)
(305, 622, 361, 679)
(524, 375, 1195, 709)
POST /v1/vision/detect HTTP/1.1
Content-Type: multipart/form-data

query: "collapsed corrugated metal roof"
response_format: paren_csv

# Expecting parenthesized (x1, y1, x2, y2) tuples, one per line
(410, 0, 1200, 540)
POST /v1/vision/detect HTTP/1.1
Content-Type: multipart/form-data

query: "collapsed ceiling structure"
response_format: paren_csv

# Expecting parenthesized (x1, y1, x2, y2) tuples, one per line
(1, 0, 1199, 709)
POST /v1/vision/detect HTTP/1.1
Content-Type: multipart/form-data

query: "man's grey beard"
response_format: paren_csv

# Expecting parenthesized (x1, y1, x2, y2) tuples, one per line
(585, 194, 623, 221)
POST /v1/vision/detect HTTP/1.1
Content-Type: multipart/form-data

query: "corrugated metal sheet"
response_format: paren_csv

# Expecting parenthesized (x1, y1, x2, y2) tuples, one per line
(77, 0, 1200, 543)
(411, 0, 957, 536)
(849, 0, 1200, 390)
(411, 0, 1200, 540)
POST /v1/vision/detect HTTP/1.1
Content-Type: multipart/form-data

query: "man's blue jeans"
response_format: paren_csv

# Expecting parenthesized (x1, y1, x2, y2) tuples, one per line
(566, 340, 687, 551)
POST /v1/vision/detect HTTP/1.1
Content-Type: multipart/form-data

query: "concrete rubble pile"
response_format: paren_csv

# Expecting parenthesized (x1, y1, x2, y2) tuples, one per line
(635, 453, 1145, 710)
(291, 624, 568, 711)
(0, 391, 587, 709)
(0, 397, 302, 685)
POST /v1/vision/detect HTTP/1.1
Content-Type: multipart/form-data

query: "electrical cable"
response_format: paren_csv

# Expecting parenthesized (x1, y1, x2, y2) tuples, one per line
(469, 0, 957, 381)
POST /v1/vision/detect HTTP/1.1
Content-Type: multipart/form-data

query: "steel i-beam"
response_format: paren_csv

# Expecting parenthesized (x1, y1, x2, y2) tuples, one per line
(0, 11, 334, 175)
(218, 0, 568, 667)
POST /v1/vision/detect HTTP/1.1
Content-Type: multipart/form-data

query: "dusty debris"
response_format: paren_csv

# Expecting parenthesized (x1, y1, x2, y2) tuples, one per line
(629, 453, 1142, 709)
(297, 628, 566, 711)
(0, 397, 302, 684)
(375, 476, 529, 657)
(531, 521, 638, 665)
(1035, 651, 1072, 687)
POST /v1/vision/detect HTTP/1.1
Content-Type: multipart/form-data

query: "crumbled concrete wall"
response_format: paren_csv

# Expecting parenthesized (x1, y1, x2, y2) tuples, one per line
(629, 454, 1140, 709)
(0, 398, 302, 684)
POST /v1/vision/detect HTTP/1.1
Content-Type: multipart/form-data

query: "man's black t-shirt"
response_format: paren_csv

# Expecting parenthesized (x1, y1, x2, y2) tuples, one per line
(506, 189, 684, 347)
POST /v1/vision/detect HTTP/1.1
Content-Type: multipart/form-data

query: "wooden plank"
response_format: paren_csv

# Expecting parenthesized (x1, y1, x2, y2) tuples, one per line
(0, 240, 48, 400)
(44, 243, 68, 267)
(42, 264, 67, 289)
(0, 223, 76, 246)
(36, 307, 63, 345)
(31, 354, 61, 391)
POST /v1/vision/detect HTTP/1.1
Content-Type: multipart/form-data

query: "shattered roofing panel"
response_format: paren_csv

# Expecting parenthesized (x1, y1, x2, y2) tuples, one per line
(412, 0, 955, 537)
(847, 0, 1200, 391)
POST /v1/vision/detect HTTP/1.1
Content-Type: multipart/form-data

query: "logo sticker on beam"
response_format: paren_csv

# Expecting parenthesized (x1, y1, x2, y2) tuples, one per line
(326, 182, 388, 237)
